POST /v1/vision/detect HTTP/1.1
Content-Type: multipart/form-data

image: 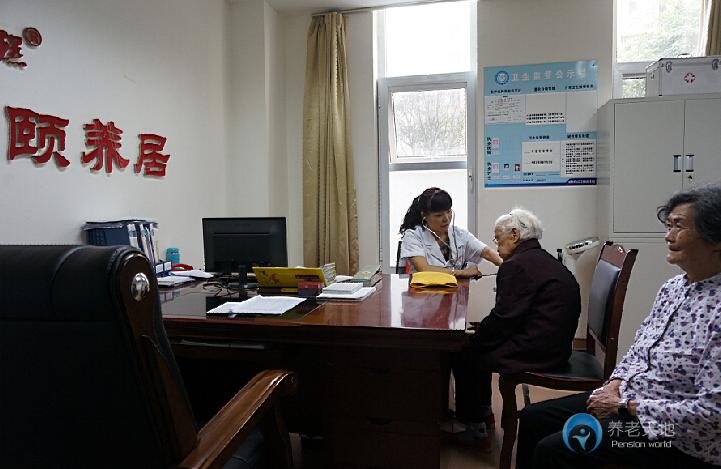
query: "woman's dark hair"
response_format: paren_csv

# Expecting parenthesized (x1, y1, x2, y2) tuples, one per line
(657, 183, 721, 244)
(399, 187, 453, 233)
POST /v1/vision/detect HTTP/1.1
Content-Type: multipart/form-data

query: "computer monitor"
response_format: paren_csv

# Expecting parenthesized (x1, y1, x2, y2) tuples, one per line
(202, 217, 287, 274)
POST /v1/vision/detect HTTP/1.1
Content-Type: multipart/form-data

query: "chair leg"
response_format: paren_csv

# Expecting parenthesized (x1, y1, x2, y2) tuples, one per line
(522, 383, 531, 406)
(261, 405, 294, 469)
(498, 375, 519, 469)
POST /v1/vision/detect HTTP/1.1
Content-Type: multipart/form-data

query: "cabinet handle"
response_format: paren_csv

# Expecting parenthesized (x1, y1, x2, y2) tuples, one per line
(684, 154, 694, 172)
(673, 155, 682, 172)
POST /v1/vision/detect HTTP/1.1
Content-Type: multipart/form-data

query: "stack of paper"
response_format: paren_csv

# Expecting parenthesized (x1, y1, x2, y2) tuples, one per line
(206, 295, 305, 316)
(322, 282, 363, 295)
(316, 286, 376, 301)
(157, 275, 194, 287)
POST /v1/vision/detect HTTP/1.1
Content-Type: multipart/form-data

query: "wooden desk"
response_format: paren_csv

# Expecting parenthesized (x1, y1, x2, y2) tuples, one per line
(162, 275, 470, 469)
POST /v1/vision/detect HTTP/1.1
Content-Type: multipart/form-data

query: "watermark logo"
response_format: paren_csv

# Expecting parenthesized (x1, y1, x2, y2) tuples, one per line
(494, 70, 509, 85)
(562, 413, 602, 454)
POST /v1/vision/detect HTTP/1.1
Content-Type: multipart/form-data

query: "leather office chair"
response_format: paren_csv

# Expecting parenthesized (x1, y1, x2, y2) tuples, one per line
(497, 241, 637, 469)
(396, 240, 407, 274)
(0, 245, 296, 469)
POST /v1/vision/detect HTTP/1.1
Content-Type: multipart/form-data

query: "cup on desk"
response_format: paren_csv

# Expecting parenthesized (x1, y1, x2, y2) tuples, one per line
(166, 248, 180, 265)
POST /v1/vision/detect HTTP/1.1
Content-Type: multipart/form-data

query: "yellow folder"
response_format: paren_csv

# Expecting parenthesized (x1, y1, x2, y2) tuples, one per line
(409, 271, 458, 288)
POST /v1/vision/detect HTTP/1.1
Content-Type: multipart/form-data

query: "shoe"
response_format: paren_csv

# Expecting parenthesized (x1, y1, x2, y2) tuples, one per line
(440, 417, 467, 434)
(454, 422, 492, 452)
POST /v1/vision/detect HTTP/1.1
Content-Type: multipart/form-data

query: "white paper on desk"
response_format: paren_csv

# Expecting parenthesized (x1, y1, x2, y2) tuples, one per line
(206, 295, 305, 316)
(157, 275, 194, 287)
(170, 269, 214, 279)
(316, 286, 376, 301)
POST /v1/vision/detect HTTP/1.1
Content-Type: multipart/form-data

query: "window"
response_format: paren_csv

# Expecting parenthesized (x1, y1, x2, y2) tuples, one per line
(615, 0, 708, 98)
(376, 1, 476, 271)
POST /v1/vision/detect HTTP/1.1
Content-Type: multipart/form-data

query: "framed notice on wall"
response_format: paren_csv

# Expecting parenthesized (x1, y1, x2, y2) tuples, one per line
(483, 60, 598, 187)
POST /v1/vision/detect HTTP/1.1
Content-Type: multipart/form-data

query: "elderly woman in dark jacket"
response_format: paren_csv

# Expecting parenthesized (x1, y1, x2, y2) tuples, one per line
(451, 208, 581, 445)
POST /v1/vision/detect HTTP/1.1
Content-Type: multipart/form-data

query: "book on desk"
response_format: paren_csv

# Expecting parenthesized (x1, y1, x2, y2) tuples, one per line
(349, 264, 382, 287)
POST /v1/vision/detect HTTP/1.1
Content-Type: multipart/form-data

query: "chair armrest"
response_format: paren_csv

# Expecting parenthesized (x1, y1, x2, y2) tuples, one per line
(178, 369, 297, 469)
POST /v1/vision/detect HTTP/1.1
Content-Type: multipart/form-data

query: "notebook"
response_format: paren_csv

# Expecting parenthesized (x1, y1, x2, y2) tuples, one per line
(252, 266, 327, 291)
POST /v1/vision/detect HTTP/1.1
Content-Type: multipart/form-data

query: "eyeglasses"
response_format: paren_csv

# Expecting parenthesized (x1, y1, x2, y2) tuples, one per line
(662, 222, 693, 236)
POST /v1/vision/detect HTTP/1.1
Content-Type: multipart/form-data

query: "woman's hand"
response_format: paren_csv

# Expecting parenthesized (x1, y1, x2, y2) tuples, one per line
(455, 263, 481, 278)
(586, 379, 622, 418)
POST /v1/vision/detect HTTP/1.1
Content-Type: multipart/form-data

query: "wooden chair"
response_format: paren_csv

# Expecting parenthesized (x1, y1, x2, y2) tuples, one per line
(498, 241, 637, 469)
(0, 245, 296, 469)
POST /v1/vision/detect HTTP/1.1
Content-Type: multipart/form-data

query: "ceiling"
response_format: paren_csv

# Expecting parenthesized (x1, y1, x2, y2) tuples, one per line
(265, 0, 429, 16)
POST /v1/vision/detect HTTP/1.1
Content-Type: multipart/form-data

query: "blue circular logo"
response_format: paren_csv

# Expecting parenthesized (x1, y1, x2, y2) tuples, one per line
(494, 70, 509, 85)
(562, 413, 602, 453)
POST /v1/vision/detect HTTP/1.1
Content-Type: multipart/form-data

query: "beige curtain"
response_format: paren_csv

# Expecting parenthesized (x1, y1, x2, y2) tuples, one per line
(302, 13, 359, 275)
(706, 0, 721, 55)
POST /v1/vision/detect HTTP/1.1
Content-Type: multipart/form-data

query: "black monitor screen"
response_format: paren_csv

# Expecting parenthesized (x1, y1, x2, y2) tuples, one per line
(202, 217, 287, 273)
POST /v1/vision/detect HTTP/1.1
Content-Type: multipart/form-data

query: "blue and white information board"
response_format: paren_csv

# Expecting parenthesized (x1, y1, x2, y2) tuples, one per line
(483, 60, 598, 187)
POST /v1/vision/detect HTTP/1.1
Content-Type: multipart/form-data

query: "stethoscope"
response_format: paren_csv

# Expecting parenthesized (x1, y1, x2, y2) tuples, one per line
(423, 210, 463, 268)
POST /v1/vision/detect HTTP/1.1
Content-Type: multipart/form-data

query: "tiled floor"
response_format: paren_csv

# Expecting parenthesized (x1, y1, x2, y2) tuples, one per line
(291, 373, 576, 469)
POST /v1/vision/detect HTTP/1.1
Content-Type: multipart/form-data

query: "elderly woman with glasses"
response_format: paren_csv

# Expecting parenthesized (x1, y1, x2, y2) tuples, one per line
(516, 184, 721, 469)
(399, 187, 502, 277)
(450, 207, 581, 447)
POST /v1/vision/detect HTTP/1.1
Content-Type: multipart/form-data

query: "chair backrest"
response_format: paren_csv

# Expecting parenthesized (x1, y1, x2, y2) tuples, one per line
(0, 245, 196, 468)
(395, 240, 406, 274)
(585, 241, 637, 379)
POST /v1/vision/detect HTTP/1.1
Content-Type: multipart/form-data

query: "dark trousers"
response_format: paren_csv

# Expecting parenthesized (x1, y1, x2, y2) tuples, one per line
(450, 348, 492, 422)
(516, 391, 717, 469)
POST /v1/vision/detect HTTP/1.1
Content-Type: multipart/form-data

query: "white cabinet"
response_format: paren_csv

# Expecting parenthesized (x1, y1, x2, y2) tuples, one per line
(598, 94, 721, 238)
(597, 94, 720, 359)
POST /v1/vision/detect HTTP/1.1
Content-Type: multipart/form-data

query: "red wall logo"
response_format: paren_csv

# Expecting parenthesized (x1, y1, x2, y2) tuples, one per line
(1, 27, 42, 68)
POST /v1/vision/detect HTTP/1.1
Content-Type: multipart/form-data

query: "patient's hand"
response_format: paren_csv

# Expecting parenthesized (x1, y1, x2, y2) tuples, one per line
(586, 379, 622, 418)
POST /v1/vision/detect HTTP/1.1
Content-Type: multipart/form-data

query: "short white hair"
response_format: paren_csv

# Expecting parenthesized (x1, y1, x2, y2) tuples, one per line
(494, 207, 543, 241)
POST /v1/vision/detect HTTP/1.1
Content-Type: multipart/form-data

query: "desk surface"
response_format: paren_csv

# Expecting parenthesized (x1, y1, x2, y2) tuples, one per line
(162, 274, 470, 351)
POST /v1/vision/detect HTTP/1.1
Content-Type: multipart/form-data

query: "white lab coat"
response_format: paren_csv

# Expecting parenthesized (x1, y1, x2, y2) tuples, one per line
(399, 225, 488, 271)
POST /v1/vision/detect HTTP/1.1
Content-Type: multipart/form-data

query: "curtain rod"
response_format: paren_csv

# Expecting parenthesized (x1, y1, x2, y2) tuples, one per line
(311, 0, 465, 17)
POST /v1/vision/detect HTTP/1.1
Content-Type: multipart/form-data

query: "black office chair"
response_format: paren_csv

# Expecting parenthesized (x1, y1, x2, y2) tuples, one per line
(395, 240, 407, 274)
(0, 245, 296, 469)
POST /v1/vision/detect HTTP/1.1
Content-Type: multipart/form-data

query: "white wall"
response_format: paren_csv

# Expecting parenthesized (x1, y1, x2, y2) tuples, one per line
(0, 0, 228, 267)
(477, 0, 614, 336)
(346, 12, 380, 268)
(282, 14, 310, 266)
(227, 0, 271, 214)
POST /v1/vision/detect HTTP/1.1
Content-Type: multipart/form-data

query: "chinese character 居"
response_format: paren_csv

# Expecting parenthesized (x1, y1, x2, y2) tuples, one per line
(134, 133, 170, 176)
(6, 106, 70, 167)
(82, 119, 129, 173)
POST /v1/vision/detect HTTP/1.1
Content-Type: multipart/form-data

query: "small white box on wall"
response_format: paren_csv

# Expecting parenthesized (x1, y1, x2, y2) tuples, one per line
(645, 56, 721, 96)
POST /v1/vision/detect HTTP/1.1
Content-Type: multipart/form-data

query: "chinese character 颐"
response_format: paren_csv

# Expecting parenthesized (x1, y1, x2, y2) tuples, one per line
(6, 106, 70, 167)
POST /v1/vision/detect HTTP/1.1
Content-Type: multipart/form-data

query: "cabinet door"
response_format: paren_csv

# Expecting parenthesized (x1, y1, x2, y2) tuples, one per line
(614, 100, 685, 234)
(683, 98, 721, 189)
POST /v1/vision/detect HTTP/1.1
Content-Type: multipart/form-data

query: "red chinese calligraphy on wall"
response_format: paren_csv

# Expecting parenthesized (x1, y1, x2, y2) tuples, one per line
(81, 119, 129, 173)
(0, 30, 26, 68)
(134, 134, 170, 176)
(5, 106, 70, 167)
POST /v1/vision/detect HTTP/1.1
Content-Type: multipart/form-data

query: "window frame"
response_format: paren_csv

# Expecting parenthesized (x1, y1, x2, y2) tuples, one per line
(613, 0, 710, 98)
(378, 72, 478, 271)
